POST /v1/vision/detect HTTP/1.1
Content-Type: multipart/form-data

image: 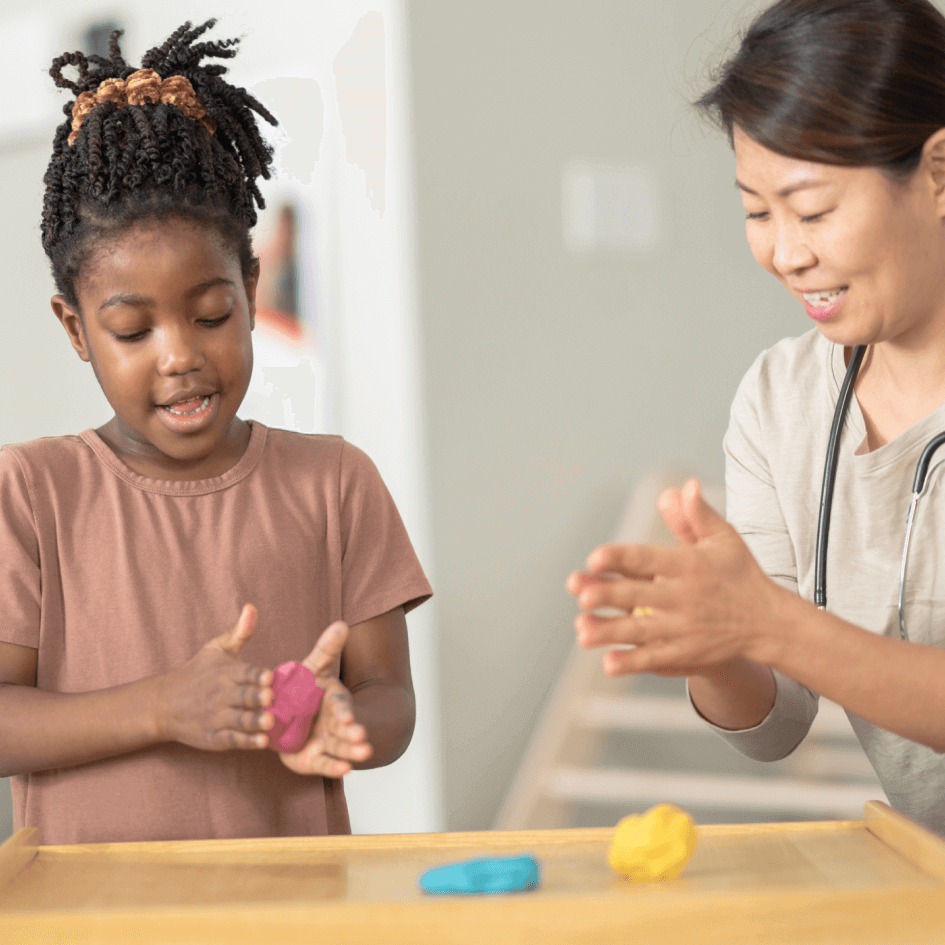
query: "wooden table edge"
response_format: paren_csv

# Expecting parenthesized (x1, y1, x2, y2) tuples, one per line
(862, 799, 945, 881)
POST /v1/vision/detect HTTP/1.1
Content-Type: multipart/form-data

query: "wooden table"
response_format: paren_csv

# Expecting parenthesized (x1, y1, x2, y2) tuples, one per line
(1, 800, 944, 943)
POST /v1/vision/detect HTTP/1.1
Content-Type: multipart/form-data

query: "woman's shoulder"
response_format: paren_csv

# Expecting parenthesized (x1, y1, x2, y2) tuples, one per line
(734, 329, 832, 411)
(742, 328, 828, 387)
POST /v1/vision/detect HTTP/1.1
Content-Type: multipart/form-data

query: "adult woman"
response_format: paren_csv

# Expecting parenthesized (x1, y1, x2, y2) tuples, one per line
(568, 0, 945, 835)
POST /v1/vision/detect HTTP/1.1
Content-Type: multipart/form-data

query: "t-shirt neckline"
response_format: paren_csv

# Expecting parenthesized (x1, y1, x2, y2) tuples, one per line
(827, 339, 945, 476)
(78, 420, 268, 496)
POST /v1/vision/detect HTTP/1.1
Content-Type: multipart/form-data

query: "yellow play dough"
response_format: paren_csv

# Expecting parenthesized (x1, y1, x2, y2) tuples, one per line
(608, 803, 697, 881)
(631, 606, 654, 616)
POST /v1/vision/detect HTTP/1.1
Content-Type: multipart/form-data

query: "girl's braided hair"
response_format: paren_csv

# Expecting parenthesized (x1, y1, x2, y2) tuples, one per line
(43, 19, 277, 309)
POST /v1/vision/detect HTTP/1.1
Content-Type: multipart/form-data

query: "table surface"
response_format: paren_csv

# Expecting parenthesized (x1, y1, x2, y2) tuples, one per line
(1, 800, 944, 944)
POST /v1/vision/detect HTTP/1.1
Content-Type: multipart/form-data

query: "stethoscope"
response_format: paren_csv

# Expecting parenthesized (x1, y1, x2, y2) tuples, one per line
(816, 344, 945, 641)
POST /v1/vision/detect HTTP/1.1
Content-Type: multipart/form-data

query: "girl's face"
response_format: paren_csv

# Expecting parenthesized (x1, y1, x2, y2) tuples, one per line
(52, 218, 257, 480)
(733, 126, 945, 350)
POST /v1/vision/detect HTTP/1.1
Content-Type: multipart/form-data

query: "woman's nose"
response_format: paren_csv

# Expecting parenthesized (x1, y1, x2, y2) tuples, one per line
(771, 222, 817, 277)
(157, 324, 206, 375)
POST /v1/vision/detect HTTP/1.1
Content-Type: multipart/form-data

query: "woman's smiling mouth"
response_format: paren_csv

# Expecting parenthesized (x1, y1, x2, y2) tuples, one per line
(799, 286, 848, 320)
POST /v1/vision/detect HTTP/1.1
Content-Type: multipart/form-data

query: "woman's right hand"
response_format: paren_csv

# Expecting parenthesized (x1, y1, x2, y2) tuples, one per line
(154, 604, 275, 751)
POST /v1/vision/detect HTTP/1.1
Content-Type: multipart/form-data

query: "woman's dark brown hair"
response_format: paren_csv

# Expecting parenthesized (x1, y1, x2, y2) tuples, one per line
(697, 0, 945, 179)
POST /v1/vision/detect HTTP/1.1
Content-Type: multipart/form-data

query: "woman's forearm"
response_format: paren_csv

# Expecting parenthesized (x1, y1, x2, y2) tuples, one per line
(0, 678, 164, 777)
(753, 592, 945, 752)
(688, 658, 777, 730)
(348, 681, 415, 769)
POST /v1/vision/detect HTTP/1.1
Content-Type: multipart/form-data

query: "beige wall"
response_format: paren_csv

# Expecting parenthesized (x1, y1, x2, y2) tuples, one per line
(406, 0, 804, 830)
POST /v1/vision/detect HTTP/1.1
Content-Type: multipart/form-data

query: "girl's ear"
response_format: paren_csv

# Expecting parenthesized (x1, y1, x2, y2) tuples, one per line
(245, 260, 260, 331)
(51, 296, 91, 363)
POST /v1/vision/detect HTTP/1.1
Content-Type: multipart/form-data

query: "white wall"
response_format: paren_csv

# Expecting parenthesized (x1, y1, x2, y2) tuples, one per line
(0, 0, 439, 837)
(405, 0, 809, 831)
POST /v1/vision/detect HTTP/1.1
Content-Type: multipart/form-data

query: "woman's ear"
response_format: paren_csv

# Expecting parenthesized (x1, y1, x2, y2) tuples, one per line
(50, 296, 91, 363)
(923, 128, 945, 214)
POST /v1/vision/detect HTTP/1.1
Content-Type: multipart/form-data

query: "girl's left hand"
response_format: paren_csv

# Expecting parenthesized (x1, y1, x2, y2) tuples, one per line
(278, 621, 374, 777)
(566, 478, 783, 677)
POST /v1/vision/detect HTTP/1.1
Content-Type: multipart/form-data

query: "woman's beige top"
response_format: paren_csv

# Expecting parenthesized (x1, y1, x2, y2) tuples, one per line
(699, 328, 945, 835)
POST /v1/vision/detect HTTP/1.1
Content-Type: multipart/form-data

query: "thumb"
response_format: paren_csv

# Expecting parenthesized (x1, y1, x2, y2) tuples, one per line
(301, 621, 349, 679)
(209, 603, 258, 656)
(681, 478, 726, 541)
(657, 487, 699, 545)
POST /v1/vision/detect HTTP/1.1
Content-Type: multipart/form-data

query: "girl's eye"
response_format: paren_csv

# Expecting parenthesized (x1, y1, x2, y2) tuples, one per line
(114, 329, 148, 342)
(200, 313, 232, 327)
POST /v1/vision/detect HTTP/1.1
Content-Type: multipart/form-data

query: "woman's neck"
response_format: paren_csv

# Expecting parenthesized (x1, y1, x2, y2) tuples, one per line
(854, 339, 945, 451)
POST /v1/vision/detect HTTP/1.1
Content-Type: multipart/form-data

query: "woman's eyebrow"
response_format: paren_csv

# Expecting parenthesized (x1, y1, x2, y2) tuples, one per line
(97, 278, 236, 314)
(735, 178, 828, 198)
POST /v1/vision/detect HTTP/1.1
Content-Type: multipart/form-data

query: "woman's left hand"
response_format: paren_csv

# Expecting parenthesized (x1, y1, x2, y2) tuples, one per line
(278, 621, 374, 777)
(566, 478, 783, 677)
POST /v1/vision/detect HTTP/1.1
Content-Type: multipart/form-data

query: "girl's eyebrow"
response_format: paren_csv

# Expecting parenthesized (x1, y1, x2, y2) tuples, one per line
(97, 277, 237, 314)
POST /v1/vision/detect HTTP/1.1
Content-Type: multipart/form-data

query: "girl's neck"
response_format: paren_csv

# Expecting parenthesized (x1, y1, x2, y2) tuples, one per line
(96, 416, 252, 481)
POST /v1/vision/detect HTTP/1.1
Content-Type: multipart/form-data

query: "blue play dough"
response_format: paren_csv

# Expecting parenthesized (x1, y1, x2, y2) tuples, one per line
(419, 854, 540, 895)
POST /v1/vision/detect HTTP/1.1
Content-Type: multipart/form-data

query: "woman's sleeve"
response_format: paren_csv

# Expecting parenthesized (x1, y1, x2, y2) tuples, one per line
(687, 354, 818, 761)
(0, 448, 41, 649)
(338, 441, 433, 628)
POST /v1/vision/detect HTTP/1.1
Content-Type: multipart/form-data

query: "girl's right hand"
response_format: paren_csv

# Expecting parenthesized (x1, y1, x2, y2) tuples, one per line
(154, 604, 275, 751)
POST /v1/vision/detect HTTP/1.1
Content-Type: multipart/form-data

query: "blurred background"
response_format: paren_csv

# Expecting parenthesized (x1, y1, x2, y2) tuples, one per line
(0, 0, 885, 842)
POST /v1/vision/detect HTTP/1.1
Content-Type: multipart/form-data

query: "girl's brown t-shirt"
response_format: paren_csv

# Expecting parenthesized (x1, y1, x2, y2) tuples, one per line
(0, 422, 432, 844)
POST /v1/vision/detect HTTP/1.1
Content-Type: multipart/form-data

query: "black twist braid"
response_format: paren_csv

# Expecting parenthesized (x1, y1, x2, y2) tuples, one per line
(42, 19, 278, 310)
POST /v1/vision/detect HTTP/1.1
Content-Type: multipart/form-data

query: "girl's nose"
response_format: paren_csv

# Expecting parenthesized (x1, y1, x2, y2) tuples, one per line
(771, 222, 817, 277)
(157, 325, 207, 375)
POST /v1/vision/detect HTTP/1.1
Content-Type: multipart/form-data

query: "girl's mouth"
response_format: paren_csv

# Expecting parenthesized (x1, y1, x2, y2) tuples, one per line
(163, 396, 211, 416)
(801, 286, 848, 321)
(157, 393, 218, 432)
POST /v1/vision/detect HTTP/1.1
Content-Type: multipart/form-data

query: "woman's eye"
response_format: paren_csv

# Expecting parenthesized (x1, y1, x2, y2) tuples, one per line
(800, 211, 828, 223)
(745, 211, 768, 221)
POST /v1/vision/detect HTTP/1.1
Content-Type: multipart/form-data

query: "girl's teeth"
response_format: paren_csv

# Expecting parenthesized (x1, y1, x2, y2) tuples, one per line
(164, 396, 211, 416)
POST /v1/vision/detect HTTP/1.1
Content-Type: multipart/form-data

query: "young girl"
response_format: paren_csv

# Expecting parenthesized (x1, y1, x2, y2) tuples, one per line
(0, 20, 431, 845)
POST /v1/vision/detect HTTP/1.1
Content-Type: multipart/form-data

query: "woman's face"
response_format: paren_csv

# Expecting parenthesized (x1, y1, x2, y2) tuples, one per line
(733, 126, 945, 349)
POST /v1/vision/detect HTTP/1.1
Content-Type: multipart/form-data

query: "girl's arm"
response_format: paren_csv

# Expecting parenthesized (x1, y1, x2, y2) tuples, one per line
(342, 606, 415, 769)
(278, 607, 416, 777)
(0, 605, 275, 778)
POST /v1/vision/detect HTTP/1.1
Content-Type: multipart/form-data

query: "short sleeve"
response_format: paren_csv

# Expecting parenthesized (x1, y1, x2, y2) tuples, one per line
(695, 354, 819, 760)
(338, 441, 432, 627)
(0, 448, 41, 648)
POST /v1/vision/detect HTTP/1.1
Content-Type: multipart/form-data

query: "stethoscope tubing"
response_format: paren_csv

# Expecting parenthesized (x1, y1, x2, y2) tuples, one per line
(815, 343, 945, 641)
(814, 344, 866, 610)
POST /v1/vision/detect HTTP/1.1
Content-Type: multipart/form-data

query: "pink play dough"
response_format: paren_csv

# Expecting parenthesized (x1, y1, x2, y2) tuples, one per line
(268, 661, 325, 752)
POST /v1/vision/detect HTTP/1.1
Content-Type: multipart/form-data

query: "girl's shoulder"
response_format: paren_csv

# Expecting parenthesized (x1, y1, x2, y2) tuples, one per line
(257, 427, 384, 484)
(0, 433, 92, 479)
